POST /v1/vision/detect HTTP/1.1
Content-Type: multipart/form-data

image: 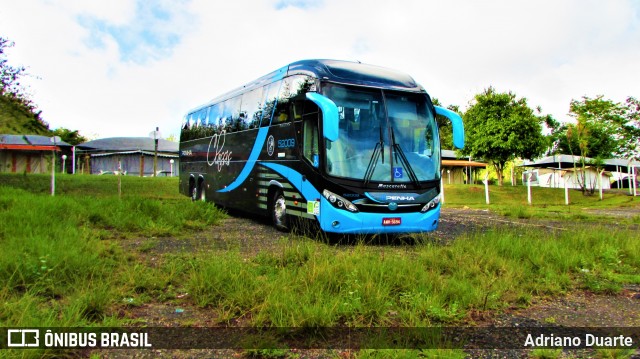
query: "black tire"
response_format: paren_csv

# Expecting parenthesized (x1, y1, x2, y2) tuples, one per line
(271, 189, 289, 232)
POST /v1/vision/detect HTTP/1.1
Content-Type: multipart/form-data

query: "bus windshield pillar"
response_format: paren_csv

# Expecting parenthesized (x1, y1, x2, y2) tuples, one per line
(435, 106, 465, 149)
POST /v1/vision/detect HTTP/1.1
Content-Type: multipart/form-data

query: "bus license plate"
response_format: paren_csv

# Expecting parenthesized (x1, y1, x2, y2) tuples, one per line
(382, 218, 401, 226)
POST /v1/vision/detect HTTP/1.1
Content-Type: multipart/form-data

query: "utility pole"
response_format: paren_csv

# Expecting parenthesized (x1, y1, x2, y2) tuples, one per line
(154, 127, 159, 177)
(149, 127, 161, 177)
(50, 136, 61, 196)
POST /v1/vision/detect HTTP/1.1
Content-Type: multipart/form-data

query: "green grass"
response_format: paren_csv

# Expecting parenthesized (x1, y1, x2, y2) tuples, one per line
(443, 184, 639, 221)
(0, 172, 183, 199)
(594, 348, 637, 359)
(529, 348, 563, 359)
(355, 349, 466, 358)
(1, 173, 639, 357)
(185, 227, 640, 329)
(0, 174, 225, 327)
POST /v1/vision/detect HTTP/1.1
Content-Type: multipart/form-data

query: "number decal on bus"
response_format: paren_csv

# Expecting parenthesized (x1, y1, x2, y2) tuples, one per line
(277, 138, 296, 149)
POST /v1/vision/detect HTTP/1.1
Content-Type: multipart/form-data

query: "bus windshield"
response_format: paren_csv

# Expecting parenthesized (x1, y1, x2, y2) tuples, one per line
(322, 84, 440, 183)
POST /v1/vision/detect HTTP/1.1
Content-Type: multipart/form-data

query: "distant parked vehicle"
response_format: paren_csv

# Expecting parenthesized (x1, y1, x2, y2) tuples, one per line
(611, 176, 639, 189)
(145, 170, 173, 177)
(98, 170, 126, 175)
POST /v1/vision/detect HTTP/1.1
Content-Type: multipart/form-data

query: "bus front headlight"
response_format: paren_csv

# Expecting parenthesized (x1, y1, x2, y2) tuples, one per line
(323, 189, 359, 213)
(421, 196, 440, 213)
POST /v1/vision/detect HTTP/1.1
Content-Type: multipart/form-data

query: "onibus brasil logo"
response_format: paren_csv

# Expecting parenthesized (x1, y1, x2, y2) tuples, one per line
(6, 329, 152, 348)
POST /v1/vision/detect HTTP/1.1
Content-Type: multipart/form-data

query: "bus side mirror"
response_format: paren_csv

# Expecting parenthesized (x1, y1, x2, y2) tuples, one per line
(435, 106, 465, 149)
(306, 92, 339, 142)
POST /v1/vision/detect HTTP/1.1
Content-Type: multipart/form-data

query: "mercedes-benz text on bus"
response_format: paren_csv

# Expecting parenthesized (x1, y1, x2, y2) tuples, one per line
(179, 59, 464, 234)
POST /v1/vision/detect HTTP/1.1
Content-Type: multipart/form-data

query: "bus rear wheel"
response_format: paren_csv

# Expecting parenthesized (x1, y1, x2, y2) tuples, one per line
(191, 180, 206, 202)
(198, 182, 206, 202)
(190, 182, 197, 202)
(271, 190, 289, 232)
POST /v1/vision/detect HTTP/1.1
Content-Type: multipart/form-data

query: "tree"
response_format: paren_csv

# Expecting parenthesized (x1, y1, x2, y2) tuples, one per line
(1, 37, 86, 139)
(1, 37, 30, 106)
(52, 127, 88, 146)
(620, 97, 640, 158)
(555, 121, 616, 160)
(556, 95, 638, 158)
(560, 95, 640, 159)
(551, 95, 635, 194)
(462, 87, 546, 186)
(564, 96, 621, 157)
(1, 36, 50, 134)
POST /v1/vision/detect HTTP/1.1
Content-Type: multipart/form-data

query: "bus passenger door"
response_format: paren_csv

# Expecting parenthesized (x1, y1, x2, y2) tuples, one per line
(291, 99, 321, 214)
(294, 100, 321, 170)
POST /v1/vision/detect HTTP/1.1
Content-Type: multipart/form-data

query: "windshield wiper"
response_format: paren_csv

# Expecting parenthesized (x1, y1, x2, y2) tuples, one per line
(363, 142, 382, 187)
(363, 126, 386, 186)
(391, 127, 420, 186)
(379, 126, 385, 164)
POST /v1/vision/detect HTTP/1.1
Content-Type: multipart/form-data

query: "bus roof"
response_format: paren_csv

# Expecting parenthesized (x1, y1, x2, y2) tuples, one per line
(288, 59, 422, 91)
(189, 59, 424, 115)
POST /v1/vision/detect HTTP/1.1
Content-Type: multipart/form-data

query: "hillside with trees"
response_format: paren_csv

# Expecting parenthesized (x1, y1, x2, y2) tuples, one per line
(0, 37, 52, 136)
(1, 36, 88, 145)
(0, 91, 51, 135)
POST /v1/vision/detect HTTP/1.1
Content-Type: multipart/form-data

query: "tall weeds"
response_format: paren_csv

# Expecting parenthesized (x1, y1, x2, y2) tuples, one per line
(187, 227, 640, 327)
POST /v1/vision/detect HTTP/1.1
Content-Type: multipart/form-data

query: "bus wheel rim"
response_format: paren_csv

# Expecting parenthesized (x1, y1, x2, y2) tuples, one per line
(274, 195, 286, 224)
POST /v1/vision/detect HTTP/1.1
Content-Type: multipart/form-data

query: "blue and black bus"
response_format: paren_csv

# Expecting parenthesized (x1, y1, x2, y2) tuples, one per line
(179, 59, 464, 234)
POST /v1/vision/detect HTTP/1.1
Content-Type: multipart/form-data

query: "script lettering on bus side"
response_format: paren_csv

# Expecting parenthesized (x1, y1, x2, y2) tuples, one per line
(207, 130, 232, 171)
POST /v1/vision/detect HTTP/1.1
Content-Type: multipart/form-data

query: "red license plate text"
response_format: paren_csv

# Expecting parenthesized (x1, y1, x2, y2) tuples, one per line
(382, 217, 402, 226)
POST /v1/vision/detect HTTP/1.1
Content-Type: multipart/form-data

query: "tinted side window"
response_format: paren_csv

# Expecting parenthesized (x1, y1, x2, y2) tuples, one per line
(224, 96, 243, 132)
(185, 108, 210, 140)
(199, 105, 215, 137)
(260, 80, 282, 127)
(180, 114, 190, 141)
(241, 87, 264, 130)
(272, 78, 291, 125)
(208, 103, 224, 133)
(290, 75, 315, 98)
(271, 75, 315, 125)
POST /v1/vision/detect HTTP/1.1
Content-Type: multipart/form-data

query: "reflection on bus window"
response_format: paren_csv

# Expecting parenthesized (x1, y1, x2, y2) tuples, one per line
(241, 87, 264, 130)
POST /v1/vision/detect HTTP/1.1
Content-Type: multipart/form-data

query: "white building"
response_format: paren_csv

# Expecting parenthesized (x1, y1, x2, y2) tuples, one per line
(522, 155, 638, 191)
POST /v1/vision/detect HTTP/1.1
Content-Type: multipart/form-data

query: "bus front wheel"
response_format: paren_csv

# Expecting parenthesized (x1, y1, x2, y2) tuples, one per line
(271, 190, 289, 232)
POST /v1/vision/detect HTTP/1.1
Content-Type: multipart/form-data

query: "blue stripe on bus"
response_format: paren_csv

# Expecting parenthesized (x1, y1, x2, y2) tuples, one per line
(259, 162, 440, 234)
(218, 127, 270, 193)
(217, 67, 288, 193)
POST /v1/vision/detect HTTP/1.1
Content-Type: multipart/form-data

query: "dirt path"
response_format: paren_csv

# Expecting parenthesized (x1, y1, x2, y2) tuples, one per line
(436, 208, 569, 239)
(108, 208, 640, 359)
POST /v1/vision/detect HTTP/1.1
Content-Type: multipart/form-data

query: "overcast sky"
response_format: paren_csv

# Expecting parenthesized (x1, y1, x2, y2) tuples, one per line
(1, 0, 639, 140)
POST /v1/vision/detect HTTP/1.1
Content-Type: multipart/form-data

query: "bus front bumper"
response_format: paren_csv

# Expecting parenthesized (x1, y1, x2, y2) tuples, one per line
(318, 199, 441, 234)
